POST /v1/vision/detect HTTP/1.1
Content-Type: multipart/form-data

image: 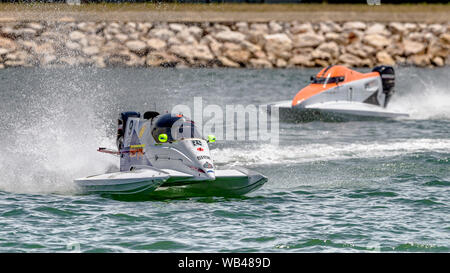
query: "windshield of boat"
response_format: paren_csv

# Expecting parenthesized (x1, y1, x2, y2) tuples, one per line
(310, 76, 345, 84)
(151, 114, 202, 143)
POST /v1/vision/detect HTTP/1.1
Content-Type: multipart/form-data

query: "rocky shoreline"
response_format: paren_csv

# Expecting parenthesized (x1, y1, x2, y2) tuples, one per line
(0, 21, 449, 69)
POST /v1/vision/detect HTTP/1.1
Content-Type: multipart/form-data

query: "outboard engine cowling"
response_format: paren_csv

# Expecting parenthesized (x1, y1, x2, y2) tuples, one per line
(372, 65, 395, 107)
(117, 111, 141, 151)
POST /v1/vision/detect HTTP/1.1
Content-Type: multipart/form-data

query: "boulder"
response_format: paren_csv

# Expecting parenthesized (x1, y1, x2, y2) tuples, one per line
(213, 23, 231, 32)
(292, 32, 325, 48)
(428, 24, 445, 35)
(241, 40, 262, 54)
(146, 38, 166, 51)
(440, 33, 450, 44)
(324, 32, 344, 43)
(125, 40, 148, 56)
(217, 56, 240, 68)
(65, 41, 81, 51)
(176, 29, 197, 44)
(264, 33, 293, 59)
(432, 56, 444, 67)
(146, 51, 180, 67)
(202, 35, 222, 57)
(316, 42, 339, 58)
(407, 32, 425, 42)
(269, 21, 283, 33)
(249, 58, 273, 68)
(250, 23, 269, 33)
(77, 22, 97, 33)
(224, 47, 251, 63)
(345, 43, 373, 59)
(290, 23, 314, 34)
(115, 33, 128, 43)
(403, 39, 426, 56)
(149, 28, 175, 41)
(385, 42, 405, 57)
(40, 54, 57, 66)
(376, 51, 395, 66)
(69, 31, 86, 42)
(315, 59, 330, 67)
(137, 22, 152, 34)
(187, 26, 203, 40)
(170, 44, 214, 62)
(246, 30, 266, 46)
(362, 34, 390, 49)
(0, 48, 9, 55)
(338, 53, 363, 67)
(236, 22, 249, 32)
(365, 23, 390, 36)
(16, 40, 37, 52)
(214, 31, 246, 44)
(389, 22, 406, 34)
(15, 28, 37, 39)
(343, 21, 366, 31)
(428, 40, 448, 57)
(311, 49, 331, 60)
(0, 37, 17, 52)
(59, 56, 80, 66)
(276, 58, 287, 68)
(128, 32, 139, 40)
(126, 53, 146, 67)
(404, 23, 418, 32)
(167, 37, 182, 47)
(289, 54, 314, 67)
(408, 54, 430, 67)
(33, 43, 55, 55)
(82, 46, 100, 56)
(169, 23, 186, 33)
(27, 22, 44, 31)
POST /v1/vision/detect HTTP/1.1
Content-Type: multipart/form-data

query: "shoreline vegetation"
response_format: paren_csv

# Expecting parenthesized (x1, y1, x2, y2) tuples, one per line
(0, 3, 448, 69)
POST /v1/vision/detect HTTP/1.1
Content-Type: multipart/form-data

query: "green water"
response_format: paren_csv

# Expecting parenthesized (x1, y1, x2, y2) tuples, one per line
(0, 67, 449, 252)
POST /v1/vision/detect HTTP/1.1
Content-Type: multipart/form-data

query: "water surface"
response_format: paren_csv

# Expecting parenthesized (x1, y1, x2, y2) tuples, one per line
(0, 67, 449, 252)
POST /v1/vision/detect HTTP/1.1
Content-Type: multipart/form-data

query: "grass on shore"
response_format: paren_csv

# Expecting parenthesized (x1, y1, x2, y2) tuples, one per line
(0, 3, 449, 13)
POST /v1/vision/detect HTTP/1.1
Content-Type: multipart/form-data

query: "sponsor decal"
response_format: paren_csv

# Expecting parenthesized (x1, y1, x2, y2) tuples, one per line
(127, 144, 145, 159)
(128, 120, 134, 136)
(197, 147, 204, 152)
(130, 144, 145, 149)
(189, 165, 205, 173)
(138, 125, 147, 138)
(192, 140, 202, 147)
(197, 155, 211, 160)
(203, 162, 214, 169)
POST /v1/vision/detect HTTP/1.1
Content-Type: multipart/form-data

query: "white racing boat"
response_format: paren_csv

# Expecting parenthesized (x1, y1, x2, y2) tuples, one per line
(74, 111, 268, 198)
(267, 65, 409, 122)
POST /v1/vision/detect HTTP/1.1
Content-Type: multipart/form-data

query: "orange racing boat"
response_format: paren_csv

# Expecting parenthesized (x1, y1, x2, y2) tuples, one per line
(268, 65, 409, 121)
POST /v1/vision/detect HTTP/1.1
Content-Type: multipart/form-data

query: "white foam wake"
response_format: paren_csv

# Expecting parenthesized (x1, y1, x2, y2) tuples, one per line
(387, 69, 450, 120)
(0, 70, 118, 195)
(211, 138, 450, 166)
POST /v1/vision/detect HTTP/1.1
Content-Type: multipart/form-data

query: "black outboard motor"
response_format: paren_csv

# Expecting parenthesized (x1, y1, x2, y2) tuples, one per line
(372, 65, 395, 107)
(117, 111, 141, 151)
(143, 111, 160, 120)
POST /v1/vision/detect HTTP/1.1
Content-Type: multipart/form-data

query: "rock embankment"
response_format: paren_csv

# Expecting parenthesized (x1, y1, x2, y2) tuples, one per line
(0, 21, 449, 69)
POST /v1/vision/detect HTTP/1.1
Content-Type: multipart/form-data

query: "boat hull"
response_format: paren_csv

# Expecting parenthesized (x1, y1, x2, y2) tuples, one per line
(74, 168, 267, 199)
(74, 169, 169, 195)
(148, 168, 268, 199)
(268, 100, 409, 122)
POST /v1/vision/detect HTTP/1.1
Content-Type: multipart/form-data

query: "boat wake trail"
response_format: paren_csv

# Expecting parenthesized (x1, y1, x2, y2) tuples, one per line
(212, 139, 450, 166)
(388, 68, 450, 120)
(0, 69, 117, 195)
